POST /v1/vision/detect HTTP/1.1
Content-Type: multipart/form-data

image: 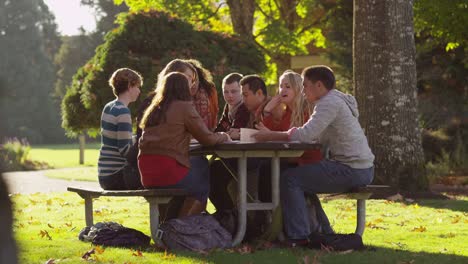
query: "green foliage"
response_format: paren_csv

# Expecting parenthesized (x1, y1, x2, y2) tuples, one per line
(0, 138, 30, 170)
(117, 0, 327, 78)
(414, 0, 468, 54)
(62, 10, 265, 134)
(0, 138, 48, 171)
(0, 0, 65, 144)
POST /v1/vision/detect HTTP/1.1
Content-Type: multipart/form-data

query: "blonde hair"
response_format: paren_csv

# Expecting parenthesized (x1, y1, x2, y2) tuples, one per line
(108, 68, 143, 96)
(279, 70, 310, 128)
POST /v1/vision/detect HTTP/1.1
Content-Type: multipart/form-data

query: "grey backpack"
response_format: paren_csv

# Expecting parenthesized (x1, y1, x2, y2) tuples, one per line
(157, 214, 232, 251)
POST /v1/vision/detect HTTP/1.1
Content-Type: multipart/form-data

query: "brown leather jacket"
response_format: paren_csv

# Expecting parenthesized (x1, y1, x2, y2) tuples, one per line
(139, 101, 227, 168)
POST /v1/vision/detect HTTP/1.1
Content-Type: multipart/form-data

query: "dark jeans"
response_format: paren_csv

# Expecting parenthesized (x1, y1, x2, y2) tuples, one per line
(281, 160, 374, 239)
(99, 163, 143, 190)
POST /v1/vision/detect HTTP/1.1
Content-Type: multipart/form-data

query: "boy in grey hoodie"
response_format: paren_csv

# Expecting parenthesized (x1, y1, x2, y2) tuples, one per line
(254, 65, 374, 246)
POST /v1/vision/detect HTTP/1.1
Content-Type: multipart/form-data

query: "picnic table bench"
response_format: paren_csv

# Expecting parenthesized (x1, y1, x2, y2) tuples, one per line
(67, 186, 188, 243)
(68, 184, 390, 244)
(319, 185, 390, 235)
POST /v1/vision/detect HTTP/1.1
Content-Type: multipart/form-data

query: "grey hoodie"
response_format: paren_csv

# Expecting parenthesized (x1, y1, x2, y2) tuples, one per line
(290, 89, 374, 169)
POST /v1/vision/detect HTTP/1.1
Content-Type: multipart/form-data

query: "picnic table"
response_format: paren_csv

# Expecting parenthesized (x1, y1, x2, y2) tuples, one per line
(190, 141, 321, 245)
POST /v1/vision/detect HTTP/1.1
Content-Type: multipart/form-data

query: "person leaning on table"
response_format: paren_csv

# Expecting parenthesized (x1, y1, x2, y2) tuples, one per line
(138, 72, 231, 217)
(253, 65, 375, 247)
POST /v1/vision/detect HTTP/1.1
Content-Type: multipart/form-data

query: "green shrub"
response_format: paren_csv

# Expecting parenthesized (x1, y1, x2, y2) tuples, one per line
(1, 138, 31, 171)
(62, 10, 266, 135)
(0, 138, 49, 172)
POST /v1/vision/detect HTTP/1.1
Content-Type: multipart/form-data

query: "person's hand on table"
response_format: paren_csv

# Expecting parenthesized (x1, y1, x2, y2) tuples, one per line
(254, 122, 289, 142)
(219, 132, 233, 142)
(227, 128, 240, 140)
(253, 123, 272, 142)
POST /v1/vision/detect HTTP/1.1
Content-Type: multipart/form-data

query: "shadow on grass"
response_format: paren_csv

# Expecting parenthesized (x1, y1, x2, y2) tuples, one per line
(417, 198, 468, 213)
(149, 245, 468, 264)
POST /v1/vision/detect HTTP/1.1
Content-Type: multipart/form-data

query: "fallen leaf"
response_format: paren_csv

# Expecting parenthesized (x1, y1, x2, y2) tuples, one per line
(451, 215, 461, 224)
(162, 250, 176, 260)
(47, 223, 54, 229)
(411, 226, 427, 232)
(95, 246, 105, 254)
(131, 250, 143, 257)
(439, 233, 456, 238)
(81, 248, 95, 260)
(39, 230, 52, 240)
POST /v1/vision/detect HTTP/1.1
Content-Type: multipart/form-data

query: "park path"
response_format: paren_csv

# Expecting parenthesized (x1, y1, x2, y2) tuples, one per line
(2, 170, 99, 194)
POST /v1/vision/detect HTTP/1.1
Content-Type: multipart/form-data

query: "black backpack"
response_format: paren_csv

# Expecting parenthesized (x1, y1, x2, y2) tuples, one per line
(79, 222, 151, 248)
(308, 232, 364, 251)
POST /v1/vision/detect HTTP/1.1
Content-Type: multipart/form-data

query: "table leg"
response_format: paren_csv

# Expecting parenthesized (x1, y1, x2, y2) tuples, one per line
(271, 152, 280, 208)
(355, 199, 366, 236)
(232, 154, 247, 246)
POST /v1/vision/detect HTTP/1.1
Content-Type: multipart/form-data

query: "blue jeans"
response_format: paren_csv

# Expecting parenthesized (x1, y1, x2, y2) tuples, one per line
(281, 160, 374, 239)
(158, 156, 210, 202)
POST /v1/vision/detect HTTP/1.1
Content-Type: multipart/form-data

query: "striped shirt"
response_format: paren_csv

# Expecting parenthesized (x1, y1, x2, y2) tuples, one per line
(98, 100, 133, 178)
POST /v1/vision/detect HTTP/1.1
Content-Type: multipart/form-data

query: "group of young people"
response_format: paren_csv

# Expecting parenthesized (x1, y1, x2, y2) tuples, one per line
(97, 58, 375, 246)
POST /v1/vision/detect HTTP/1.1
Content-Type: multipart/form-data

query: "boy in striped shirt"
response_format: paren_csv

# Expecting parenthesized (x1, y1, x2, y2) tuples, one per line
(98, 68, 143, 190)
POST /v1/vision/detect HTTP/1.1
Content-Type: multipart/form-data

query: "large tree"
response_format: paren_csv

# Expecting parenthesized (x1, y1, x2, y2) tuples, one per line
(353, 0, 427, 190)
(115, 0, 327, 79)
(0, 0, 63, 143)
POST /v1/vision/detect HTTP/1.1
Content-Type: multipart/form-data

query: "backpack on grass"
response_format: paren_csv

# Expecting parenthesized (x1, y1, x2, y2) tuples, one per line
(79, 222, 150, 248)
(157, 214, 232, 251)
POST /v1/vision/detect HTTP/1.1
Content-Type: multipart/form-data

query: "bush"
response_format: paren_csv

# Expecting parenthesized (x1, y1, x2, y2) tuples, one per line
(62, 10, 266, 135)
(0, 138, 49, 172)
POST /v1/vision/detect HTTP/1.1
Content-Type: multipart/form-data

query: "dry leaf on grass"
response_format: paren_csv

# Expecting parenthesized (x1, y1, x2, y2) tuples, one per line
(39, 230, 52, 240)
(81, 248, 95, 260)
(131, 250, 143, 257)
(411, 226, 427, 232)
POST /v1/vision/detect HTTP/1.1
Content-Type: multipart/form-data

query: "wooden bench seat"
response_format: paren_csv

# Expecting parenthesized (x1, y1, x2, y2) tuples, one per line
(319, 185, 391, 235)
(67, 187, 188, 243)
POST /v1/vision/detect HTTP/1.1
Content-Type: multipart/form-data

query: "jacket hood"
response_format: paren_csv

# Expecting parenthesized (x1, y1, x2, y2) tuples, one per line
(330, 89, 359, 118)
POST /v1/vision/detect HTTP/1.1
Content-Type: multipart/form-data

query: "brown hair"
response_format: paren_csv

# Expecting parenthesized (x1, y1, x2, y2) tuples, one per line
(140, 72, 192, 128)
(302, 65, 335, 90)
(108, 68, 143, 96)
(156, 59, 197, 92)
(184, 59, 216, 97)
(222, 72, 243, 89)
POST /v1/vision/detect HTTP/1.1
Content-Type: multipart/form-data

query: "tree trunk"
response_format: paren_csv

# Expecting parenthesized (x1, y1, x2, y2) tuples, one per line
(79, 133, 85, 165)
(226, 0, 255, 40)
(353, 0, 428, 190)
(272, 54, 292, 79)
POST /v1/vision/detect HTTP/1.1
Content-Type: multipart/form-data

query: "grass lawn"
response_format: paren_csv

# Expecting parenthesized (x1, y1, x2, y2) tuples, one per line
(12, 193, 468, 263)
(29, 143, 100, 169)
